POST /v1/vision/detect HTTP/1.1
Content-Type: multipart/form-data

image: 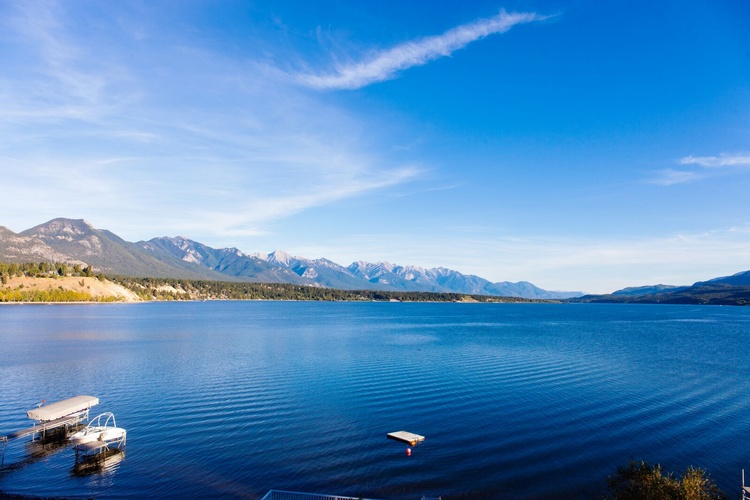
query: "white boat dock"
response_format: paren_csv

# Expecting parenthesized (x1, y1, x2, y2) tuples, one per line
(27, 395, 98, 422)
(386, 431, 425, 446)
(1, 395, 99, 466)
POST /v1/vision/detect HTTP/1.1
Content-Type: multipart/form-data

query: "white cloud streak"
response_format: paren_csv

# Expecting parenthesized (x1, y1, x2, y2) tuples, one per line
(196, 165, 421, 238)
(297, 10, 546, 90)
(649, 168, 702, 186)
(680, 153, 750, 168)
(650, 153, 750, 185)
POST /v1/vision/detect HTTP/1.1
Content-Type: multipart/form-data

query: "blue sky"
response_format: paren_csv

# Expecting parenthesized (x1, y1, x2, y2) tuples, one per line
(1, 1, 749, 293)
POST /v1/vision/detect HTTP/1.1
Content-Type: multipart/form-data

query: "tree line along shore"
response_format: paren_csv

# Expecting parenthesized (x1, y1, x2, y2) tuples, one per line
(0, 260, 537, 303)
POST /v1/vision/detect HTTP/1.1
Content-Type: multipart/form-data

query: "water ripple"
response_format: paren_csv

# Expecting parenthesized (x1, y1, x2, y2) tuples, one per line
(1, 302, 749, 498)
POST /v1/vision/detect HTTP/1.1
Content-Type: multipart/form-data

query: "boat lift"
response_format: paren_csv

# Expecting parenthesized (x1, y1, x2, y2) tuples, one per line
(1, 395, 99, 466)
(72, 411, 127, 469)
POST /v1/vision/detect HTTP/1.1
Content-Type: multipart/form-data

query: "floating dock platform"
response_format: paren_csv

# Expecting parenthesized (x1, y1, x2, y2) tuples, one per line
(386, 431, 425, 446)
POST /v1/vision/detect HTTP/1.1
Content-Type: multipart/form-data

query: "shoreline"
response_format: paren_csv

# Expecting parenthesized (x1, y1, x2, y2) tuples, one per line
(0, 276, 542, 304)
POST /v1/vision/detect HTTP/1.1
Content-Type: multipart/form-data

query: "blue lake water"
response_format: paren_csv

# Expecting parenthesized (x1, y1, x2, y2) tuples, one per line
(1, 302, 749, 499)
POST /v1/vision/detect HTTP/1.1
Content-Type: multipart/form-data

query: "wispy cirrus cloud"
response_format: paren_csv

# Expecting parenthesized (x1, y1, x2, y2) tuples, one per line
(0, 2, 132, 124)
(200, 164, 422, 238)
(649, 168, 703, 186)
(650, 152, 750, 185)
(297, 10, 547, 90)
(679, 153, 750, 168)
(0, 1, 425, 242)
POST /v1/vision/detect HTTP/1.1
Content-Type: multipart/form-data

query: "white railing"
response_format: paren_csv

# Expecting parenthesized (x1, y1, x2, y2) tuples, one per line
(261, 490, 376, 500)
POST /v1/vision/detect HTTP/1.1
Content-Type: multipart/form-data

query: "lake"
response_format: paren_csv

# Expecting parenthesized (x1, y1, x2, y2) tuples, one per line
(1, 302, 749, 499)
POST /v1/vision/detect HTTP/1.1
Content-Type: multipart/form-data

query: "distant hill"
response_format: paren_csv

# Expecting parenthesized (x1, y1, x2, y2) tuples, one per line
(1, 218, 583, 299)
(576, 271, 750, 306)
(612, 284, 685, 296)
(693, 270, 750, 287)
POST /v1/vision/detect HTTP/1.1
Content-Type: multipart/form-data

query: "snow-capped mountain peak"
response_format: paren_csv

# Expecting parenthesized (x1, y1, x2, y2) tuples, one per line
(267, 250, 293, 267)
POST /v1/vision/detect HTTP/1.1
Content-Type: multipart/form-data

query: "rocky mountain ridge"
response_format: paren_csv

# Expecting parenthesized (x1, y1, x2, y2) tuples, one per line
(2, 218, 583, 298)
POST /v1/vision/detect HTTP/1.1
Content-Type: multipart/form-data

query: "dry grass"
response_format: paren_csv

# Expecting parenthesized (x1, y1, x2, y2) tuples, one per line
(1, 275, 140, 302)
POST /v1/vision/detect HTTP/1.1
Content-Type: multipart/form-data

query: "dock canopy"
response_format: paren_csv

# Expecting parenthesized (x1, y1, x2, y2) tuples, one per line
(27, 396, 99, 422)
(387, 431, 425, 446)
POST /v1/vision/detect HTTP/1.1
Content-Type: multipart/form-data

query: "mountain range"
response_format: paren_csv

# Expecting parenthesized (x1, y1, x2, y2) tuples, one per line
(0, 218, 582, 299)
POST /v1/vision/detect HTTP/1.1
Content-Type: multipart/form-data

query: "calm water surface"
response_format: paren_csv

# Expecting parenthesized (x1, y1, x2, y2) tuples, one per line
(0, 302, 749, 499)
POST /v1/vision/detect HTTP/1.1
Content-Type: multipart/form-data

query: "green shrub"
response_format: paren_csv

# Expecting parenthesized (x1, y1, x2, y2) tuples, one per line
(607, 460, 725, 499)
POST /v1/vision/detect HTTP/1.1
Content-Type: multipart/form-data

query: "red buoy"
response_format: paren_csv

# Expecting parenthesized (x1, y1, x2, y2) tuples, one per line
(406, 447, 412, 456)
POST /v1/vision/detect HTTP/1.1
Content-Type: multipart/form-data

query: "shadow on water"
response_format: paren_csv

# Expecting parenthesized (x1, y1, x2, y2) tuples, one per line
(0, 432, 71, 475)
(1, 444, 125, 500)
(0, 439, 75, 500)
(71, 448, 124, 477)
(2, 426, 125, 498)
